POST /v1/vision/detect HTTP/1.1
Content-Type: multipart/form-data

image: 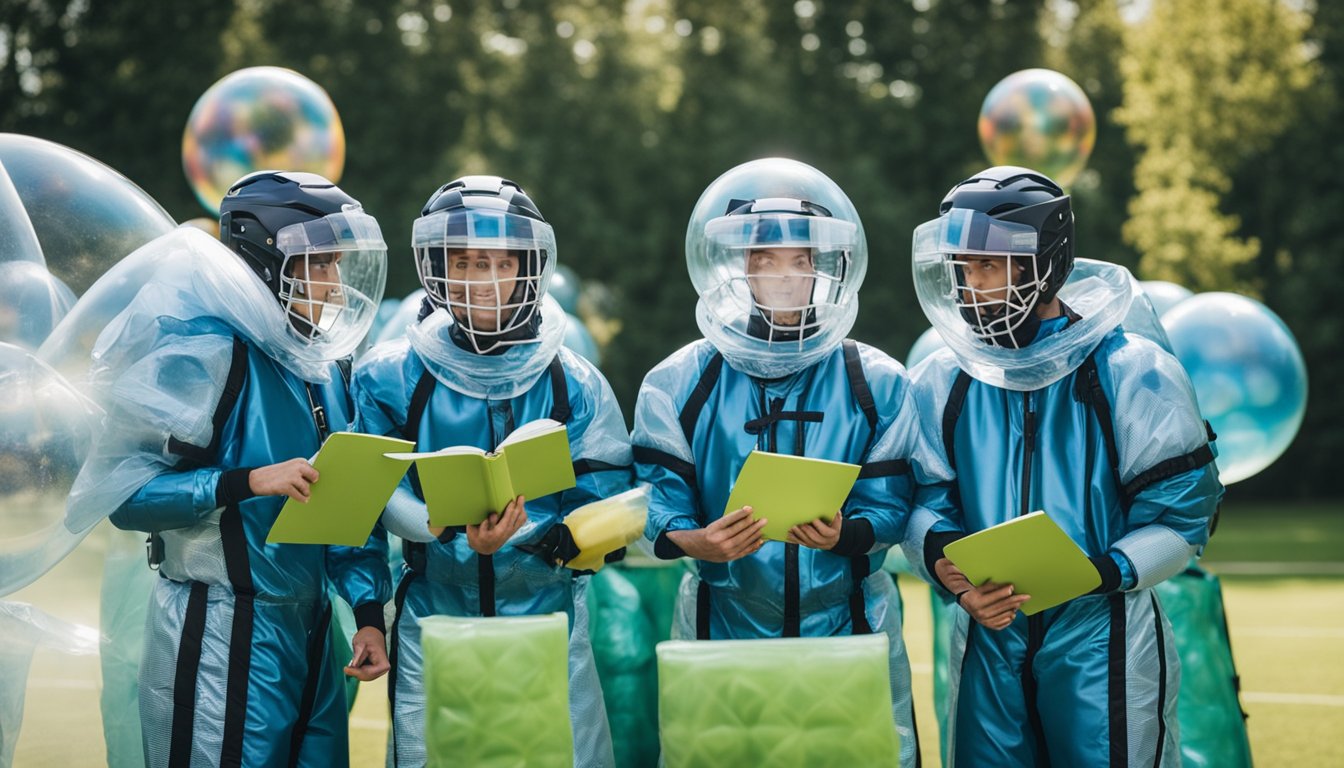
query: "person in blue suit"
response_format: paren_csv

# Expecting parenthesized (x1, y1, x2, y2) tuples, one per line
(902, 166, 1224, 766)
(350, 175, 633, 768)
(632, 158, 922, 767)
(68, 170, 393, 766)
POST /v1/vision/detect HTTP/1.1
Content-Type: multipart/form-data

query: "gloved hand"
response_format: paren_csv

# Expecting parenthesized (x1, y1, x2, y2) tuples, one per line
(518, 522, 582, 567)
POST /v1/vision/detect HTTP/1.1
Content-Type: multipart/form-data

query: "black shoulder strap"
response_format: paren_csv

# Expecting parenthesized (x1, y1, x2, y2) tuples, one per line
(842, 340, 878, 432)
(678, 351, 724, 446)
(547, 355, 571, 424)
(402, 369, 437, 444)
(168, 337, 249, 467)
(942, 370, 973, 474)
(1076, 351, 1216, 506)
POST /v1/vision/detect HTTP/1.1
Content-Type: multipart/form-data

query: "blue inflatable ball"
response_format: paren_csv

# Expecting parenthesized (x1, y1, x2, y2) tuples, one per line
(563, 313, 600, 365)
(550, 265, 580, 315)
(1162, 292, 1307, 484)
(905, 327, 947, 369)
(1139, 280, 1194, 317)
(0, 261, 76, 349)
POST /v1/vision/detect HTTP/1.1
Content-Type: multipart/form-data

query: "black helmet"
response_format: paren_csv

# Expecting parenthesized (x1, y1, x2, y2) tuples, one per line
(219, 170, 362, 295)
(412, 175, 557, 354)
(938, 165, 1074, 347)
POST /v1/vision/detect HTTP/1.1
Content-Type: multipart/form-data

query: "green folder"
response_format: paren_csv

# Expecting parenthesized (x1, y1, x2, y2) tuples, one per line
(266, 432, 415, 546)
(943, 510, 1102, 615)
(385, 419, 577, 527)
(723, 450, 862, 542)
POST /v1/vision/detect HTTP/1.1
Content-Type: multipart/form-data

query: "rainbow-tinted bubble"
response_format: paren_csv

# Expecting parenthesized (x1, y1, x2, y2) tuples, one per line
(978, 69, 1096, 188)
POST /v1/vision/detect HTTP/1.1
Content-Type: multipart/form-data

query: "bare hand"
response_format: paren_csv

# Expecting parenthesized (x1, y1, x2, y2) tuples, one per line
(937, 558, 1031, 630)
(344, 626, 390, 681)
(467, 495, 527, 555)
(667, 506, 767, 563)
(787, 510, 843, 550)
(248, 459, 319, 502)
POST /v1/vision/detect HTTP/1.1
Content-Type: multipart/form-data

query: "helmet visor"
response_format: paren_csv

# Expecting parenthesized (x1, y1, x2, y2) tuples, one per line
(274, 208, 387, 343)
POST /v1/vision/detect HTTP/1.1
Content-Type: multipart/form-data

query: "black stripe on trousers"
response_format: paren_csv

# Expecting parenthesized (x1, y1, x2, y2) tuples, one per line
(387, 573, 416, 765)
(1023, 613, 1050, 766)
(220, 504, 256, 768)
(168, 580, 209, 768)
(1151, 592, 1169, 767)
(287, 603, 333, 767)
(1109, 593, 1128, 767)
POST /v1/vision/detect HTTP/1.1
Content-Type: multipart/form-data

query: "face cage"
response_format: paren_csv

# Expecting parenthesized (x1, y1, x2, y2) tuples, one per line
(731, 263, 847, 349)
(278, 253, 349, 342)
(416, 246, 546, 353)
(945, 253, 1052, 349)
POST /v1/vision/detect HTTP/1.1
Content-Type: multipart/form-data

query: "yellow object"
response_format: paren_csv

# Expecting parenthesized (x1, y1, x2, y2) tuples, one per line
(564, 486, 649, 572)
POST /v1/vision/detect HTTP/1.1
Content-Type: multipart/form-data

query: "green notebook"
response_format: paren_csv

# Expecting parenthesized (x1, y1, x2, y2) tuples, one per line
(266, 432, 415, 546)
(943, 510, 1102, 615)
(723, 450, 862, 542)
(385, 418, 577, 527)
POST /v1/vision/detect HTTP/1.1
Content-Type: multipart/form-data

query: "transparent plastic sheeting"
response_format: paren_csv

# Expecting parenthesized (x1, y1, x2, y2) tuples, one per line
(565, 486, 648, 572)
(656, 634, 899, 767)
(0, 601, 99, 766)
(0, 343, 102, 595)
(421, 613, 573, 768)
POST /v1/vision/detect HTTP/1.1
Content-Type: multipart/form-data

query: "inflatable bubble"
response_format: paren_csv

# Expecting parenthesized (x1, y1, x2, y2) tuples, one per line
(550, 264, 581, 315)
(979, 69, 1096, 188)
(563, 313, 601, 365)
(0, 134, 175, 294)
(0, 262, 76, 350)
(180, 217, 220, 238)
(182, 66, 345, 216)
(1162, 293, 1307, 484)
(0, 343, 101, 595)
(905, 327, 946, 369)
(374, 289, 427, 345)
(1139, 280, 1194, 317)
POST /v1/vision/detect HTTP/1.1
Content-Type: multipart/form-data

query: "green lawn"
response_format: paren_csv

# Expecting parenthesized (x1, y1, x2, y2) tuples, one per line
(9, 500, 1342, 766)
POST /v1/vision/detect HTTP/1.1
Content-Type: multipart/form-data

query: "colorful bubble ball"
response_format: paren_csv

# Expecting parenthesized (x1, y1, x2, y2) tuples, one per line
(979, 68, 1096, 189)
(1162, 293, 1307, 485)
(182, 67, 345, 216)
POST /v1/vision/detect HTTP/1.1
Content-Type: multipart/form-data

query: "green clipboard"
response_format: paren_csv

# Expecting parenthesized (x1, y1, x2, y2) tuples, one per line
(266, 432, 415, 546)
(723, 450, 862, 542)
(943, 510, 1102, 615)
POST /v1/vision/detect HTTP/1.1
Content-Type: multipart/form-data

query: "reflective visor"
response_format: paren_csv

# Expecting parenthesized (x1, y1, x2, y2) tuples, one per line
(912, 208, 1038, 263)
(412, 208, 557, 254)
(704, 212, 857, 252)
(275, 208, 385, 256)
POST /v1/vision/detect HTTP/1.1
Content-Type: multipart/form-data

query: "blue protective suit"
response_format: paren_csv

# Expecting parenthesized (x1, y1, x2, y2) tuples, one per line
(351, 332, 633, 768)
(108, 326, 391, 768)
(903, 315, 1223, 767)
(634, 338, 921, 768)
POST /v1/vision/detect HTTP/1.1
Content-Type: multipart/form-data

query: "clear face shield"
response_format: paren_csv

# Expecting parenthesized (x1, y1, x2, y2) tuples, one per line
(913, 208, 1045, 349)
(412, 207, 557, 354)
(699, 201, 856, 350)
(274, 206, 387, 344)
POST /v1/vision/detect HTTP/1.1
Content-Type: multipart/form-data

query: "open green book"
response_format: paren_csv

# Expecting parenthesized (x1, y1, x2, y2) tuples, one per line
(943, 510, 1102, 615)
(724, 450, 862, 542)
(267, 432, 415, 546)
(385, 418, 577, 527)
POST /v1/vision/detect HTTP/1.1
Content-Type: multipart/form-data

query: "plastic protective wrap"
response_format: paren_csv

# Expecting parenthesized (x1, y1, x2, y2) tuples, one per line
(420, 612, 573, 767)
(656, 634, 899, 767)
(406, 296, 566, 400)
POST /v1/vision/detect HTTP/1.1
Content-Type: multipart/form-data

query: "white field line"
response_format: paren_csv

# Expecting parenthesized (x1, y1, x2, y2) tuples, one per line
(1206, 561, 1344, 575)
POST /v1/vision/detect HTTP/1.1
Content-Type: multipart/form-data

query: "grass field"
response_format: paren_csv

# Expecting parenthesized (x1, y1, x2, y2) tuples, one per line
(8, 501, 1342, 766)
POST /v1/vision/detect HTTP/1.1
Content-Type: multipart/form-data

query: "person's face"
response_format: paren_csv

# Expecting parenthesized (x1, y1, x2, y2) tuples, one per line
(957, 255, 1022, 315)
(446, 248, 521, 331)
(746, 247, 814, 326)
(286, 252, 344, 326)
